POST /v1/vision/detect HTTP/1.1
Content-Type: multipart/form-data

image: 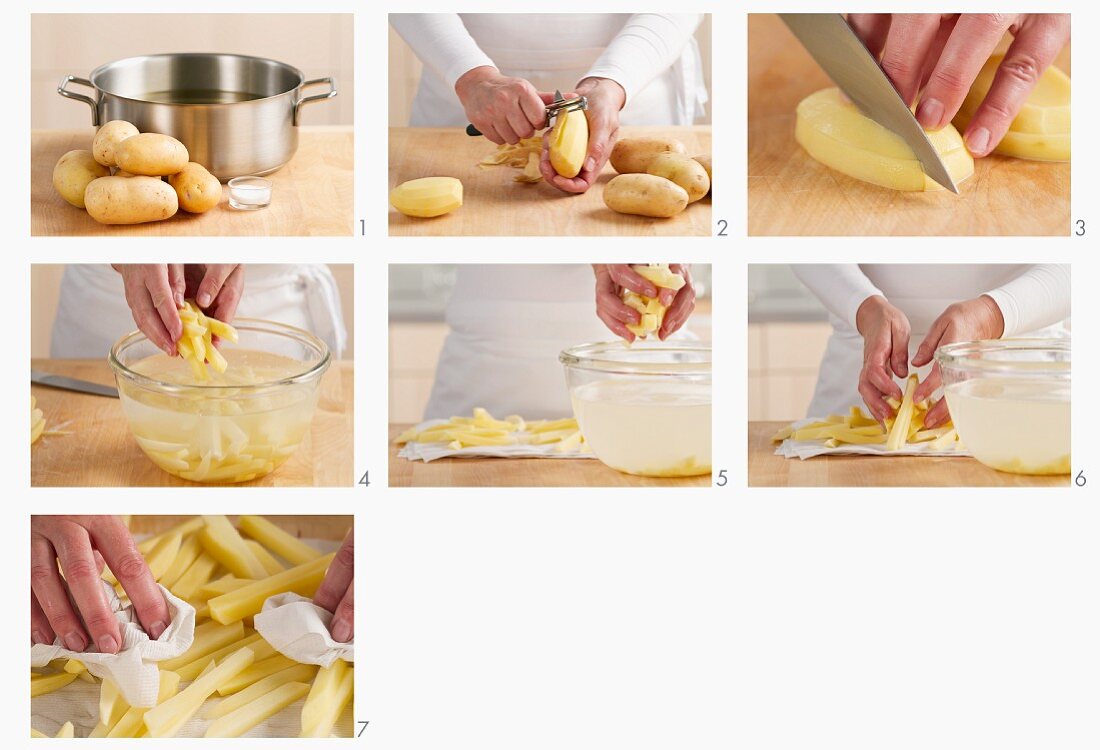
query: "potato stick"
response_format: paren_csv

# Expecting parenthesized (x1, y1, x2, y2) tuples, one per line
(31, 672, 76, 697)
(205, 681, 311, 737)
(170, 552, 220, 601)
(245, 540, 286, 575)
(206, 317, 239, 343)
(100, 677, 129, 728)
(207, 663, 318, 719)
(31, 728, 47, 738)
(199, 515, 268, 580)
(143, 647, 255, 737)
(63, 659, 86, 675)
(159, 620, 245, 672)
(208, 553, 334, 624)
(198, 576, 254, 599)
(174, 633, 274, 683)
(300, 660, 354, 738)
(87, 723, 109, 738)
(217, 654, 297, 695)
(527, 418, 579, 434)
(929, 428, 959, 451)
(205, 334, 228, 373)
(53, 722, 74, 738)
(238, 515, 322, 566)
(770, 425, 792, 442)
(107, 670, 181, 738)
(886, 375, 919, 451)
(137, 517, 205, 554)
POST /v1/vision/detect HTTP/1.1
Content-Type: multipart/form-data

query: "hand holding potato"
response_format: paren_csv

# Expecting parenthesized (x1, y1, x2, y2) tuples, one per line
(312, 531, 353, 643)
(539, 77, 626, 194)
(455, 66, 549, 145)
(31, 515, 169, 653)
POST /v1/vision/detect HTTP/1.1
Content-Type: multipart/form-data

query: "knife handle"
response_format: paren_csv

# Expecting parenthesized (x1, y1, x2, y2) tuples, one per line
(465, 123, 481, 137)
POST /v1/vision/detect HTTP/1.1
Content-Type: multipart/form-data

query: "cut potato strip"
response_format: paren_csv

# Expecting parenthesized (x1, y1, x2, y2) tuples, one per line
(207, 553, 334, 624)
(300, 660, 354, 738)
(143, 646, 255, 737)
(238, 515, 322, 565)
(205, 681, 311, 738)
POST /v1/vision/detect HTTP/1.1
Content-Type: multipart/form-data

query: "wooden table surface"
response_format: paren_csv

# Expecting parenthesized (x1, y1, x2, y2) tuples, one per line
(747, 14, 1070, 236)
(32, 127, 353, 236)
(748, 422, 1068, 487)
(389, 126, 711, 236)
(390, 424, 710, 487)
(31, 359, 353, 487)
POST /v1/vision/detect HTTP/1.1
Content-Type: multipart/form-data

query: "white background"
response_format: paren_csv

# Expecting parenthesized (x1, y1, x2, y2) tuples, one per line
(6, 1, 1098, 748)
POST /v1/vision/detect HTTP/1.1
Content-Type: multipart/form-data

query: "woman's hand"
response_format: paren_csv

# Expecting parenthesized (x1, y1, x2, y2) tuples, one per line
(455, 66, 549, 145)
(659, 264, 696, 340)
(31, 516, 169, 653)
(847, 13, 1070, 156)
(114, 264, 244, 355)
(912, 295, 1005, 428)
(313, 531, 353, 643)
(540, 77, 626, 193)
(855, 295, 912, 422)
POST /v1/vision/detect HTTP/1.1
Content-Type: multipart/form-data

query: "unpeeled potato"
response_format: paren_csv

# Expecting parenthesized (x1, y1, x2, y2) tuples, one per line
(92, 120, 140, 167)
(52, 150, 109, 208)
(115, 133, 189, 176)
(646, 153, 710, 203)
(168, 162, 222, 213)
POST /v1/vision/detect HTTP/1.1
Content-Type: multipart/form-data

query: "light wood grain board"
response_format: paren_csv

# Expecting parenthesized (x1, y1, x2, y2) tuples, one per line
(389, 126, 711, 236)
(128, 515, 350, 539)
(747, 14, 1070, 236)
(748, 422, 1068, 487)
(32, 127, 353, 236)
(390, 424, 709, 487)
(31, 359, 353, 487)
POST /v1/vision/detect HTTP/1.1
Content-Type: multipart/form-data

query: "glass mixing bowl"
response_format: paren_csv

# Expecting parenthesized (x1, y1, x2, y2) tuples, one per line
(559, 341, 711, 477)
(109, 319, 330, 484)
(936, 338, 1070, 475)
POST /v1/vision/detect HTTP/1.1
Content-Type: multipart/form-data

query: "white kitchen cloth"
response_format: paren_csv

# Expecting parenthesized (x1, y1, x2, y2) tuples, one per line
(31, 583, 195, 707)
(254, 593, 353, 668)
(774, 419, 971, 460)
(399, 420, 594, 463)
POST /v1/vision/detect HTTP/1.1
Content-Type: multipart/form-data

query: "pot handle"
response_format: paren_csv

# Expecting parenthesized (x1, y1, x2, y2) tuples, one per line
(57, 75, 100, 126)
(294, 77, 337, 125)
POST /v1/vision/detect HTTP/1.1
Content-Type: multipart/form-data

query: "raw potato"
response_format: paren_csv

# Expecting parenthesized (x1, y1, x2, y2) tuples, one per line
(771, 398, 962, 453)
(646, 153, 710, 203)
(796, 88, 974, 191)
(549, 108, 589, 178)
(693, 154, 712, 196)
(169, 162, 222, 213)
(390, 177, 463, 218)
(603, 173, 689, 218)
(395, 407, 586, 453)
(610, 136, 687, 174)
(84, 176, 179, 224)
(953, 54, 1070, 162)
(115, 133, 190, 176)
(92, 120, 140, 167)
(52, 150, 109, 208)
(621, 264, 686, 338)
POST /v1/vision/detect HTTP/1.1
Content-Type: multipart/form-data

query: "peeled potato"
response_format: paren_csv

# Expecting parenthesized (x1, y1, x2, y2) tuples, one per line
(796, 87, 974, 191)
(953, 53, 1070, 161)
(390, 177, 463, 218)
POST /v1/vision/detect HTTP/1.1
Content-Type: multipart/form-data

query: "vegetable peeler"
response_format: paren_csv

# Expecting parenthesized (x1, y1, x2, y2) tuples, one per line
(465, 90, 588, 137)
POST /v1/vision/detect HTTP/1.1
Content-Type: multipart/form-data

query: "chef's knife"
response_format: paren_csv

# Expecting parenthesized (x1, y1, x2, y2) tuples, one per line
(779, 13, 959, 193)
(32, 370, 118, 398)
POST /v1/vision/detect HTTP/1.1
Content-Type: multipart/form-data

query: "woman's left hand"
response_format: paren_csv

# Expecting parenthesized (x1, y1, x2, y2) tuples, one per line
(659, 264, 696, 340)
(313, 530, 353, 643)
(911, 295, 1005, 428)
(540, 77, 626, 193)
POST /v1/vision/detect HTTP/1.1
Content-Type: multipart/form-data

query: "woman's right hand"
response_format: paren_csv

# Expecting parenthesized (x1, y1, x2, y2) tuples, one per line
(454, 66, 550, 145)
(855, 295, 912, 422)
(592, 264, 661, 342)
(313, 531, 354, 643)
(31, 516, 169, 653)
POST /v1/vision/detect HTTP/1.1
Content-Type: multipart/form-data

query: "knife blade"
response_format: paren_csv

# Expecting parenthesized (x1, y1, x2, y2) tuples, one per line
(779, 13, 959, 193)
(32, 370, 118, 398)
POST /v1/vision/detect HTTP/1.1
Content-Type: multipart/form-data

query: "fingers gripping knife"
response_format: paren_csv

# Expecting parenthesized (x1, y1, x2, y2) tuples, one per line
(465, 90, 588, 137)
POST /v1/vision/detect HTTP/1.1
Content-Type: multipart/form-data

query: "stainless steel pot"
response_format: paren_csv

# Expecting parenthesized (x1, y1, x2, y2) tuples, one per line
(59, 53, 336, 179)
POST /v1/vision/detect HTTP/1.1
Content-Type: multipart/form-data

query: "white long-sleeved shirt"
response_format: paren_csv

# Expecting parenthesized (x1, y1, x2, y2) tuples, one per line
(793, 264, 1070, 337)
(792, 264, 1070, 417)
(390, 13, 704, 124)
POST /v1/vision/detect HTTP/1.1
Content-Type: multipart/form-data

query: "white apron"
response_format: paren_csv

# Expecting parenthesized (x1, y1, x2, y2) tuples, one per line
(807, 267, 1069, 418)
(51, 264, 346, 359)
(410, 14, 706, 127)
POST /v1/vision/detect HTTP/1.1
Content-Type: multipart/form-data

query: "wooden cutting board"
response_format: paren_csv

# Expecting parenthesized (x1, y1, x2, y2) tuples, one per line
(748, 422, 1068, 487)
(390, 424, 710, 487)
(389, 126, 711, 236)
(747, 14, 1070, 236)
(31, 359, 354, 487)
(31, 127, 353, 236)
